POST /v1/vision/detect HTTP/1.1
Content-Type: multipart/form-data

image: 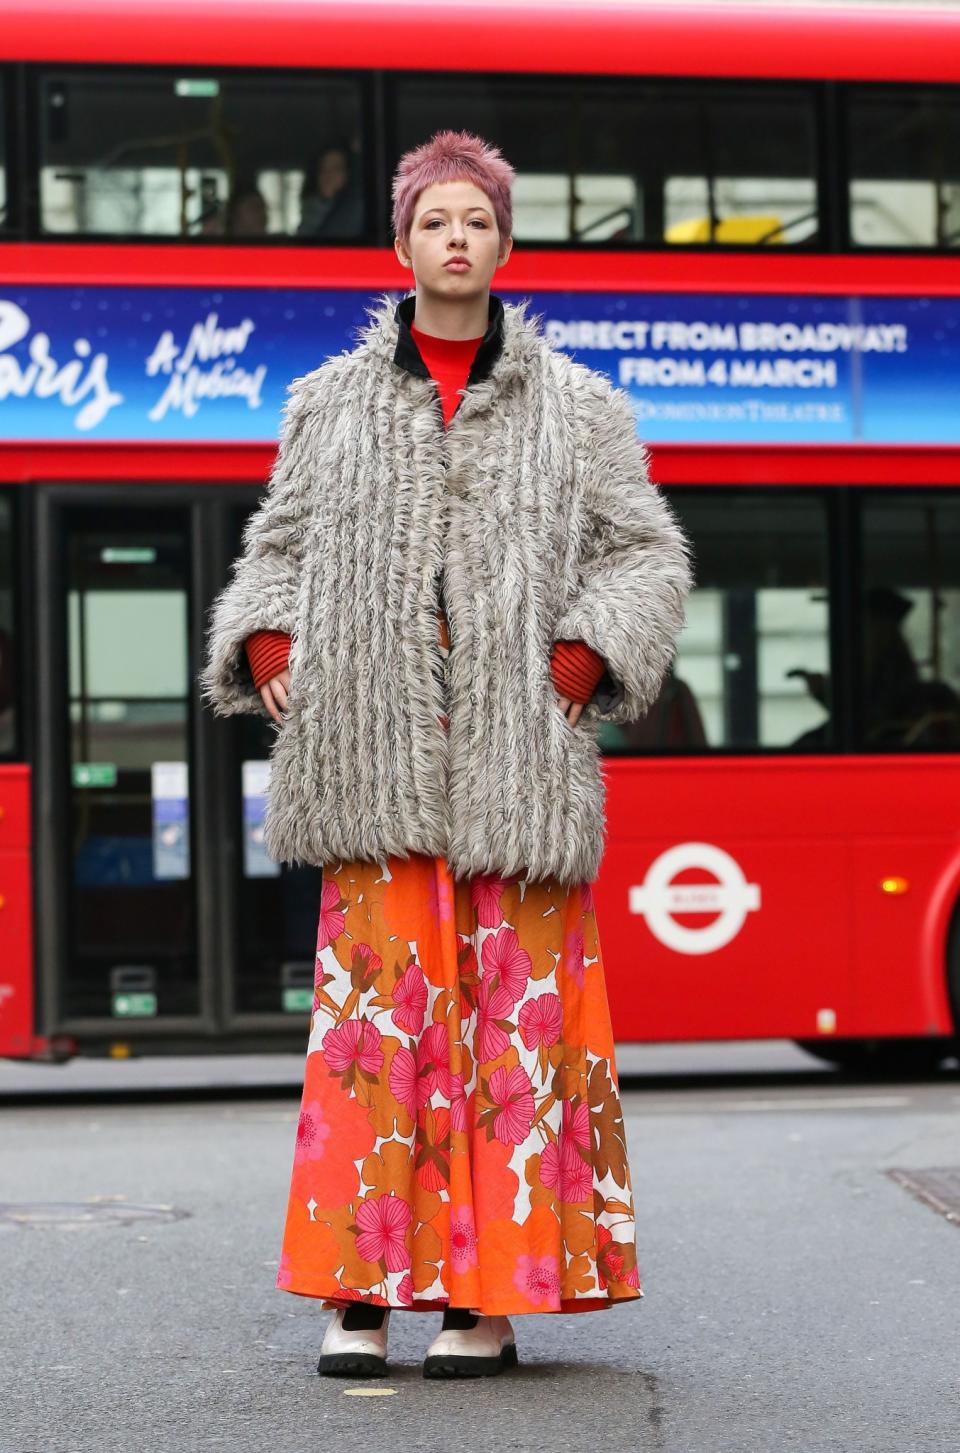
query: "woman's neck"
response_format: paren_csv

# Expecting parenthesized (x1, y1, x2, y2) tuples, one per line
(411, 289, 490, 341)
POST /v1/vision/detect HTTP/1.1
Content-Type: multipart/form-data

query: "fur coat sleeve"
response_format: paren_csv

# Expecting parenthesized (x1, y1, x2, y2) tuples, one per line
(557, 377, 693, 726)
(198, 378, 315, 717)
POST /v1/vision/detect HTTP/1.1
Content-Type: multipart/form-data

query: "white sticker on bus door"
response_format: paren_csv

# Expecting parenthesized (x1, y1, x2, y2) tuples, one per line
(242, 759, 280, 878)
(151, 761, 190, 881)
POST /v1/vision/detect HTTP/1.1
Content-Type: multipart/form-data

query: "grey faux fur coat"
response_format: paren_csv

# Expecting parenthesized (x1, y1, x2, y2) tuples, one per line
(199, 293, 692, 885)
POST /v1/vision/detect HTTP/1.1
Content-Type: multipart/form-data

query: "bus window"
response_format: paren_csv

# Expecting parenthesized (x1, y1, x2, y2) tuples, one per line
(600, 492, 832, 754)
(848, 88, 960, 248)
(658, 89, 818, 247)
(37, 69, 366, 240)
(0, 495, 16, 757)
(0, 72, 8, 232)
(394, 78, 817, 247)
(857, 495, 960, 750)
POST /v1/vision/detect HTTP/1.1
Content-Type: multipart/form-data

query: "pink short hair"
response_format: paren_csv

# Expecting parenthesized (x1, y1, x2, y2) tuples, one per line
(391, 129, 515, 243)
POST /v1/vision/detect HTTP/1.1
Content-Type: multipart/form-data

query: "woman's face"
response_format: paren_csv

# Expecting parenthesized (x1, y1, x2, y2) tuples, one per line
(395, 179, 512, 298)
(317, 149, 349, 197)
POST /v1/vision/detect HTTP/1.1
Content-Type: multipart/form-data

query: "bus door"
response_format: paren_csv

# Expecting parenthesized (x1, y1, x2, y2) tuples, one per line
(221, 502, 322, 1023)
(32, 487, 320, 1051)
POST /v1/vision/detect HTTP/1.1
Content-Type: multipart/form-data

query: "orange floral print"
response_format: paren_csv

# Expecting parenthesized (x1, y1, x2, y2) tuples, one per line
(277, 852, 643, 1315)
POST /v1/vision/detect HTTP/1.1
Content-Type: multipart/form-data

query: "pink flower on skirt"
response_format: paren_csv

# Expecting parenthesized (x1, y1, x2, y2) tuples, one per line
(471, 873, 512, 928)
(388, 1045, 426, 1118)
(354, 1192, 412, 1273)
(486, 1063, 535, 1146)
(514, 1253, 562, 1308)
(450, 1202, 479, 1273)
(562, 1096, 591, 1149)
(481, 926, 531, 1003)
(396, 1272, 415, 1306)
(563, 922, 587, 988)
(596, 1223, 627, 1289)
(449, 1071, 469, 1133)
(539, 1136, 592, 1203)
(316, 876, 346, 951)
(322, 1018, 384, 1076)
(294, 1098, 332, 1165)
(518, 993, 563, 1050)
(475, 975, 514, 1063)
(416, 1020, 451, 1100)
(391, 961, 427, 1035)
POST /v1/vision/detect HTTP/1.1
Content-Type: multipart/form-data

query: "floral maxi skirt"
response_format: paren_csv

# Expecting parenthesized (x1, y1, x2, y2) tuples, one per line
(276, 613, 643, 1315)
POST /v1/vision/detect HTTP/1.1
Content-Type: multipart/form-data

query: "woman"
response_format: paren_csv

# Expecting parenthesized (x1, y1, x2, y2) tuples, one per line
(200, 131, 692, 1379)
(296, 142, 365, 240)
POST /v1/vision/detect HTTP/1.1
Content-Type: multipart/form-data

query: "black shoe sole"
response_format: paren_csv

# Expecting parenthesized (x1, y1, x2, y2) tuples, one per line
(317, 1353, 388, 1378)
(422, 1342, 518, 1379)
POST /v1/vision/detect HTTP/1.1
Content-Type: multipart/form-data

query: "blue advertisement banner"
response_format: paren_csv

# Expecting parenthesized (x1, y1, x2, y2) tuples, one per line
(0, 284, 956, 445)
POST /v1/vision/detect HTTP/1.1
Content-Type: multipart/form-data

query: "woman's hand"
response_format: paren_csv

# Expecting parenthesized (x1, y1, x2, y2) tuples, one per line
(556, 694, 585, 728)
(259, 668, 291, 724)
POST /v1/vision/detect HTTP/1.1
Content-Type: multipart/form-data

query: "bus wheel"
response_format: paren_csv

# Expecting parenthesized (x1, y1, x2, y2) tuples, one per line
(794, 1037, 953, 1075)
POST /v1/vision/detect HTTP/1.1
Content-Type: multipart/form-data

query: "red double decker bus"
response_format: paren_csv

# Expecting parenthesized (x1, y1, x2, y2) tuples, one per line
(1, 0, 959, 1069)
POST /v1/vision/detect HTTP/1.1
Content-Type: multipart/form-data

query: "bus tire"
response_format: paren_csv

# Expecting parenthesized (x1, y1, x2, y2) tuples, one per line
(948, 896, 960, 1049)
(794, 1036, 953, 1074)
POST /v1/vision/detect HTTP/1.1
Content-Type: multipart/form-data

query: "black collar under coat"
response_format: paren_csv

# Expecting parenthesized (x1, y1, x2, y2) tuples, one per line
(392, 292, 506, 391)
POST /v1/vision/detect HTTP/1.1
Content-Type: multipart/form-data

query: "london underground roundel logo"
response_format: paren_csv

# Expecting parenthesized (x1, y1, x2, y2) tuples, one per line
(629, 843, 761, 956)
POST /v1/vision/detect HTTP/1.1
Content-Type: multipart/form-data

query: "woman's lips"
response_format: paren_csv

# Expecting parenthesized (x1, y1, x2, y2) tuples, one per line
(444, 259, 471, 271)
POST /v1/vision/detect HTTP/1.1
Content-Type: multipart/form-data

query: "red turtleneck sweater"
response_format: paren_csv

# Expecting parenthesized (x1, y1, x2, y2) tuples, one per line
(245, 323, 607, 703)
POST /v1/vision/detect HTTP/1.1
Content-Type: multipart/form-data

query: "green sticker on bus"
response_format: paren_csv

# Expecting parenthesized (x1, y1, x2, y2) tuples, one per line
(100, 547, 157, 564)
(112, 992, 157, 1018)
(73, 763, 117, 788)
(174, 78, 220, 98)
(282, 988, 314, 1014)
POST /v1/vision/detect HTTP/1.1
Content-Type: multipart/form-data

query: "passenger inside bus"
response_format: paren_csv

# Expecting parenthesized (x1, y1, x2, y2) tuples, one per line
(296, 143, 364, 238)
(616, 666, 708, 750)
(790, 586, 960, 749)
(225, 181, 269, 237)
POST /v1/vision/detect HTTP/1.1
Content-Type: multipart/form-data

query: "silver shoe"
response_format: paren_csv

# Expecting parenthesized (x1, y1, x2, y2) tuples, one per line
(317, 1306, 390, 1378)
(423, 1314, 518, 1379)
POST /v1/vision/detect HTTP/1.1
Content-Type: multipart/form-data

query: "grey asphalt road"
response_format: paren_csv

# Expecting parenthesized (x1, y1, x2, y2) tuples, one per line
(2, 1045, 959, 1453)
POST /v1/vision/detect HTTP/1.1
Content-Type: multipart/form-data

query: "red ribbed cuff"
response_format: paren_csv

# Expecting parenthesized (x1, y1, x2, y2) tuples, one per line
(550, 639, 607, 705)
(245, 630, 292, 690)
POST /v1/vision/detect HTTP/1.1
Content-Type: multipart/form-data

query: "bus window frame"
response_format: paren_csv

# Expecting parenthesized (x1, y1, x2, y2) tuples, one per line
(4, 62, 959, 255)
(605, 484, 960, 763)
(28, 59, 379, 247)
(387, 67, 825, 253)
(0, 488, 28, 765)
(0, 64, 21, 236)
(597, 484, 840, 760)
(842, 78, 960, 255)
(853, 486, 960, 754)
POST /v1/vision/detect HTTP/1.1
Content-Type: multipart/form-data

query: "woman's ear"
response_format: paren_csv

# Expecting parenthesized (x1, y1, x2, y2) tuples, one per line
(394, 235, 413, 270)
(497, 235, 514, 268)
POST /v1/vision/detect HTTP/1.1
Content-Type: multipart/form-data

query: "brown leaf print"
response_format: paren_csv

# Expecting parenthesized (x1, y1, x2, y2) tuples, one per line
(589, 1083, 630, 1189)
(564, 1251, 597, 1296)
(561, 1208, 597, 1257)
(411, 1221, 442, 1292)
